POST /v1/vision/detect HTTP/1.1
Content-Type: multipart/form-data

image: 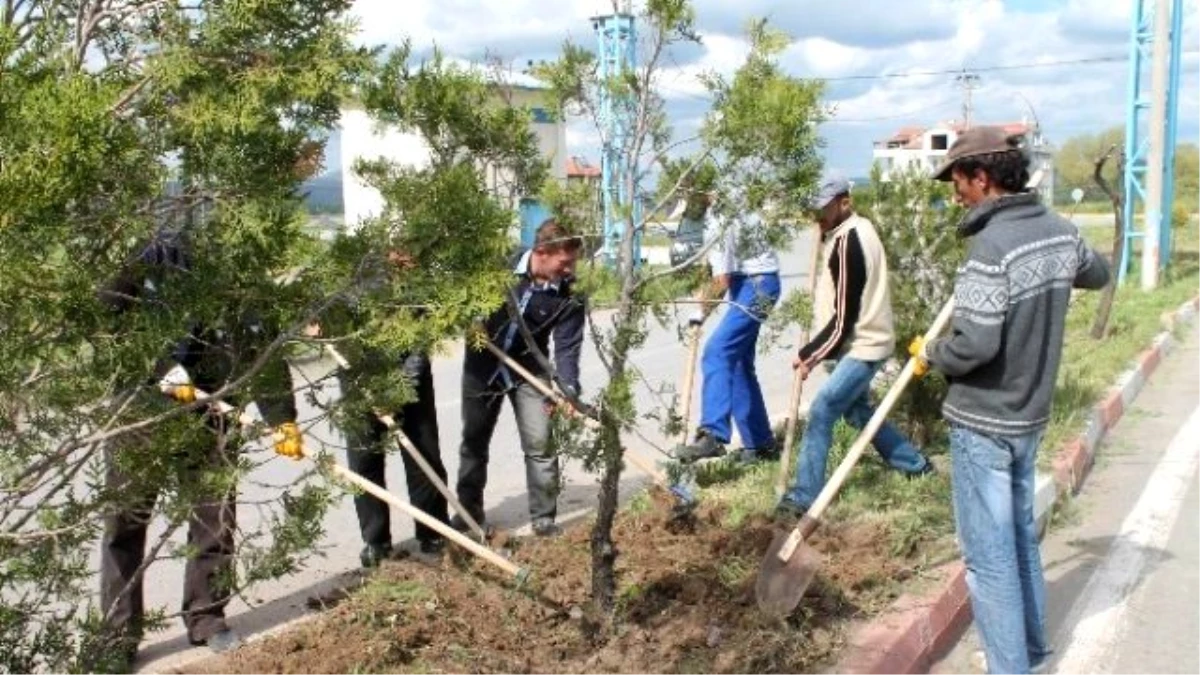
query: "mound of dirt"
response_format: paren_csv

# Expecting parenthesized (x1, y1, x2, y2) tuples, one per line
(200, 489, 911, 674)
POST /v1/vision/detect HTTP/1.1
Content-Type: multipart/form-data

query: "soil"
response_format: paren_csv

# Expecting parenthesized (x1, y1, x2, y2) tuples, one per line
(197, 489, 912, 674)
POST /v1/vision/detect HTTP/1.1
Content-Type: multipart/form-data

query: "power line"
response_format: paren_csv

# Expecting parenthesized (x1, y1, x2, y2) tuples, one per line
(955, 69, 982, 128)
(820, 51, 1195, 82)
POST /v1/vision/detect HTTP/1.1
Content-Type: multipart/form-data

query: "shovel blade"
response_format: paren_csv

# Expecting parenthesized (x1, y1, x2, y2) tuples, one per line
(755, 529, 822, 618)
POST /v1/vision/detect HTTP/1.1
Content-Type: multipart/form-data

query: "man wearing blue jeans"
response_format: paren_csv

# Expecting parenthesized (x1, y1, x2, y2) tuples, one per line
(911, 127, 1110, 674)
(677, 197, 781, 463)
(777, 174, 932, 516)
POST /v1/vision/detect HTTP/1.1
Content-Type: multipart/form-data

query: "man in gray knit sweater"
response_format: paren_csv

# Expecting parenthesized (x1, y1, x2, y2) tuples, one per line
(911, 126, 1110, 674)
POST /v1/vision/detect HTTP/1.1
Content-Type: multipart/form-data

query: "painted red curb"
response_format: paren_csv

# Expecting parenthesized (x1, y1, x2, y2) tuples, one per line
(833, 295, 1199, 674)
(1139, 346, 1161, 377)
(1097, 389, 1124, 430)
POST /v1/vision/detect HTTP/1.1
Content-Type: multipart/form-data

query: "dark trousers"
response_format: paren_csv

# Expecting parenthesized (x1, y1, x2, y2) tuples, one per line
(456, 365, 558, 523)
(344, 359, 448, 546)
(99, 417, 237, 645)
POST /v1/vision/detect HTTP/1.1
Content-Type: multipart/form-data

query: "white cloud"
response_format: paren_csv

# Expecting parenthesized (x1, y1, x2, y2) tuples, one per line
(343, 0, 1200, 177)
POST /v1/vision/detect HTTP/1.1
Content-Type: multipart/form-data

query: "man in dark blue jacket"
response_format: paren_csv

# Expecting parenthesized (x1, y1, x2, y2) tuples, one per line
(455, 219, 585, 538)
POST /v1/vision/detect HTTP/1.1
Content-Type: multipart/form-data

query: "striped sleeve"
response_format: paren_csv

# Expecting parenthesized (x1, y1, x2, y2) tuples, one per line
(798, 229, 867, 368)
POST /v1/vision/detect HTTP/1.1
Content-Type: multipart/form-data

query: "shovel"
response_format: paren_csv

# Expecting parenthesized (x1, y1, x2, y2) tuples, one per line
(755, 298, 954, 617)
(323, 346, 491, 544)
(678, 323, 702, 445)
(774, 370, 807, 499)
(481, 341, 670, 487)
(775, 236, 825, 498)
(175, 381, 531, 585)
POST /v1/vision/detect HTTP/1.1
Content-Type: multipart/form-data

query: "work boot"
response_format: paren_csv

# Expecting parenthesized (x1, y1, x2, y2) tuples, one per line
(676, 429, 726, 463)
(359, 542, 393, 569)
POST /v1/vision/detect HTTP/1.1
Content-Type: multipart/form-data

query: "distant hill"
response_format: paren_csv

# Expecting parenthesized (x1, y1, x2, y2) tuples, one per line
(301, 172, 343, 214)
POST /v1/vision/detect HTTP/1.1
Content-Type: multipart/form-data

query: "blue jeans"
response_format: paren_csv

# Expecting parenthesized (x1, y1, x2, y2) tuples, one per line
(785, 356, 929, 507)
(950, 425, 1049, 675)
(698, 272, 781, 449)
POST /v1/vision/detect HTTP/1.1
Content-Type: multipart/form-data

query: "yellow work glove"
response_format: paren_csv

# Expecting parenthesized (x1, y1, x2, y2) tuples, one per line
(273, 422, 304, 460)
(169, 384, 197, 403)
(908, 337, 930, 378)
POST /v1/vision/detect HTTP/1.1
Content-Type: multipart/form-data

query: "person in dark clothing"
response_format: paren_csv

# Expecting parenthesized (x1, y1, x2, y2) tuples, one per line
(455, 219, 585, 538)
(96, 228, 301, 666)
(338, 349, 449, 568)
(305, 248, 451, 568)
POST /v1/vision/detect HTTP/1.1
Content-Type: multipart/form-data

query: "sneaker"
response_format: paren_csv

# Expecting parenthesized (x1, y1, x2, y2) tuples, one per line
(676, 430, 726, 463)
(904, 461, 937, 480)
(359, 542, 393, 569)
(736, 442, 779, 464)
(531, 518, 562, 538)
(773, 498, 809, 524)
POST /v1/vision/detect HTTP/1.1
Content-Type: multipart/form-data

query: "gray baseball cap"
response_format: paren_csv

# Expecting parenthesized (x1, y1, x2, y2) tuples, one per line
(809, 173, 852, 210)
(933, 126, 1024, 181)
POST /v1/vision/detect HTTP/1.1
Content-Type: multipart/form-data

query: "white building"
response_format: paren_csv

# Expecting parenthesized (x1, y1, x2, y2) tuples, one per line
(339, 67, 567, 233)
(871, 120, 1055, 204)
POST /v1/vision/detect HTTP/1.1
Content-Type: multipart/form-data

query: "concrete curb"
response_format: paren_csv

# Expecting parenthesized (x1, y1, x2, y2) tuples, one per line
(834, 295, 1200, 674)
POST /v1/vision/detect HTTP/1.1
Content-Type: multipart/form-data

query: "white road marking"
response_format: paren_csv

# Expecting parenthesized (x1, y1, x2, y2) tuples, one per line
(1054, 404, 1200, 674)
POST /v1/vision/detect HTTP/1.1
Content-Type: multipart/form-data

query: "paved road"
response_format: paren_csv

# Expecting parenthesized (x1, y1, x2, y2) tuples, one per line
(131, 230, 824, 671)
(934, 326, 1199, 674)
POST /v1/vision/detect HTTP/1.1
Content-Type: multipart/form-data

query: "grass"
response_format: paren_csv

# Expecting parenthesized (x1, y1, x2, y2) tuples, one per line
(677, 223, 1198, 590)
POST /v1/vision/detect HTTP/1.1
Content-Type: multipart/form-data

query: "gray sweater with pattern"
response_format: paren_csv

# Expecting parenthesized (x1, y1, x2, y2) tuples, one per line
(927, 193, 1110, 437)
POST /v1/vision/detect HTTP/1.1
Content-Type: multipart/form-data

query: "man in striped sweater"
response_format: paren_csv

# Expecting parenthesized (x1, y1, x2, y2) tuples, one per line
(911, 126, 1110, 674)
(777, 174, 933, 519)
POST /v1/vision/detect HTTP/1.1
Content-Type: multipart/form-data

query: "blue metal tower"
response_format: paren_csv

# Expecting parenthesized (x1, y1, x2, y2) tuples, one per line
(1120, 0, 1184, 283)
(593, 12, 641, 268)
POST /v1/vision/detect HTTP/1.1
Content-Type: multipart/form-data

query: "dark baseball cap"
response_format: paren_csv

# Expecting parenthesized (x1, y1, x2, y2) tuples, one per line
(933, 126, 1024, 181)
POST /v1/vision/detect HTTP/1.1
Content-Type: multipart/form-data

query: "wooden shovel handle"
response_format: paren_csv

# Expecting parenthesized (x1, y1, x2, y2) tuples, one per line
(482, 341, 669, 486)
(774, 369, 806, 498)
(322, 453, 528, 582)
(779, 298, 954, 560)
(322, 345, 489, 542)
(679, 325, 702, 444)
(186, 379, 528, 582)
(378, 413, 490, 543)
(775, 234, 825, 498)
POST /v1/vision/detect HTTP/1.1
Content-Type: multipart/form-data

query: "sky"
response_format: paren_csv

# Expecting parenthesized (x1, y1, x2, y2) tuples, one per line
(328, 0, 1200, 179)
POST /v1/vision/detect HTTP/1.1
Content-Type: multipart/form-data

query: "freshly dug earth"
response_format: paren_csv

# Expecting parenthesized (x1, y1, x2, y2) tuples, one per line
(198, 490, 915, 674)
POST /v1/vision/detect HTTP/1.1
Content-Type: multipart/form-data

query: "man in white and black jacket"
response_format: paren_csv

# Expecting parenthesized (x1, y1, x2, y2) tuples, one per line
(777, 173, 933, 519)
(908, 126, 1110, 675)
(454, 219, 585, 538)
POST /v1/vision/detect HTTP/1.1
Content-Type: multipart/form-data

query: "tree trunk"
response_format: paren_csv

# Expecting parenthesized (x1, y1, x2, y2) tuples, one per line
(1091, 148, 1123, 340)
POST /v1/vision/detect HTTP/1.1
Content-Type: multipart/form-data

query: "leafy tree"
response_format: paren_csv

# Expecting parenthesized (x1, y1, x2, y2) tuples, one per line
(1053, 126, 1125, 205)
(534, 4, 824, 621)
(0, 3, 541, 669)
(854, 165, 966, 444)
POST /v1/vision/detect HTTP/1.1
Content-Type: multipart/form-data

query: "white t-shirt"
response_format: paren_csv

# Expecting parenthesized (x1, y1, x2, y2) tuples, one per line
(705, 212, 779, 276)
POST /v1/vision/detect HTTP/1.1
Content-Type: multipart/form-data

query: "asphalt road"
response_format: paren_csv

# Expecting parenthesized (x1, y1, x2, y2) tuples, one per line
(131, 229, 823, 671)
(934, 327, 1199, 674)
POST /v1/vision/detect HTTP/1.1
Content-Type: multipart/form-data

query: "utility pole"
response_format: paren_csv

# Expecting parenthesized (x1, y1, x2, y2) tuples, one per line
(955, 70, 981, 128)
(1143, 0, 1170, 290)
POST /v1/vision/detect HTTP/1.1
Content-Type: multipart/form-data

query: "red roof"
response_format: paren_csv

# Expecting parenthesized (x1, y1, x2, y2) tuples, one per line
(880, 121, 1033, 146)
(566, 156, 600, 178)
